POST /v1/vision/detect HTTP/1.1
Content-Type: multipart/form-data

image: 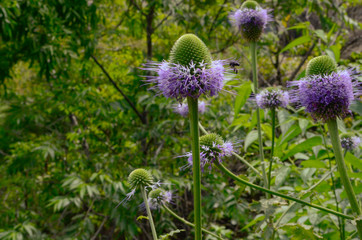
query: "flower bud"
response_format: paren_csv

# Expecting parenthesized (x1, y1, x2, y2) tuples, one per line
(340, 133, 361, 151)
(128, 168, 153, 189)
(306, 55, 337, 76)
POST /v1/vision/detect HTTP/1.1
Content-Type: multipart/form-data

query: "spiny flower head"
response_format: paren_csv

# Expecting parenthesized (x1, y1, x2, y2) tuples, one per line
(181, 133, 234, 172)
(143, 34, 230, 101)
(128, 168, 153, 189)
(148, 188, 173, 209)
(256, 88, 289, 109)
(174, 101, 207, 117)
(230, 0, 272, 42)
(340, 133, 361, 151)
(288, 56, 361, 122)
(306, 55, 337, 76)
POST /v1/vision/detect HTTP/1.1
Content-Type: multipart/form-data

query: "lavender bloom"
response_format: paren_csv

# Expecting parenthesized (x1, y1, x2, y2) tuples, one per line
(288, 70, 361, 122)
(174, 101, 207, 117)
(230, 6, 272, 42)
(181, 139, 234, 172)
(256, 89, 289, 109)
(143, 60, 228, 101)
(341, 136, 361, 151)
(148, 188, 173, 209)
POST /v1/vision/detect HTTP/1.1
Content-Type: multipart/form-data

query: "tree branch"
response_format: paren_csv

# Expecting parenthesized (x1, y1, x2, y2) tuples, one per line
(208, 0, 228, 36)
(154, 1, 182, 31)
(91, 55, 146, 124)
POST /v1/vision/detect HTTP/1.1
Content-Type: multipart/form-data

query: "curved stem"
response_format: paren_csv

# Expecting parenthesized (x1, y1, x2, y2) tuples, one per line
(141, 187, 158, 240)
(163, 205, 225, 240)
(268, 108, 276, 189)
(187, 97, 202, 240)
(215, 162, 353, 220)
(326, 120, 362, 238)
(198, 122, 262, 177)
(251, 41, 268, 195)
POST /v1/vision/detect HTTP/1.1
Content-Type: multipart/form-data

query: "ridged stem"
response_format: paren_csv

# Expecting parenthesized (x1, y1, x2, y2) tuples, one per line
(250, 41, 268, 195)
(215, 162, 353, 220)
(141, 187, 158, 240)
(268, 108, 276, 189)
(187, 97, 202, 240)
(163, 205, 224, 240)
(326, 119, 362, 238)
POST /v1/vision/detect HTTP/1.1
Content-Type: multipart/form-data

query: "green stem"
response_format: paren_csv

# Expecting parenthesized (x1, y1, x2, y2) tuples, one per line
(268, 108, 276, 189)
(163, 205, 225, 240)
(187, 97, 202, 240)
(251, 41, 268, 194)
(215, 162, 353, 220)
(198, 122, 262, 177)
(141, 187, 158, 240)
(326, 119, 362, 238)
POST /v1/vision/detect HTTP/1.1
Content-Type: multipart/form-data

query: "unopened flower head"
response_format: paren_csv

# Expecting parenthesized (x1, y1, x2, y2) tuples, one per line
(256, 88, 289, 109)
(143, 34, 229, 101)
(230, 0, 272, 42)
(148, 188, 173, 209)
(128, 168, 153, 189)
(340, 133, 361, 151)
(288, 56, 361, 122)
(181, 133, 234, 172)
(174, 101, 207, 117)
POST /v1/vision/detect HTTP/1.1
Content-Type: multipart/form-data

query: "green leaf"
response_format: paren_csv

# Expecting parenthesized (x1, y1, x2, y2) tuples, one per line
(350, 100, 362, 115)
(281, 223, 323, 239)
(282, 136, 322, 160)
(241, 214, 265, 231)
(275, 166, 291, 188)
(313, 30, 327, 43)
(234, 81, 252, 118)
(280, 36, 311, 53)
(244, 130, 258, 151)
(345, 152, 362, 169)
(159, 229, 185, 240)
(301, 160, 326, 169)
(136, 215, 149, 221)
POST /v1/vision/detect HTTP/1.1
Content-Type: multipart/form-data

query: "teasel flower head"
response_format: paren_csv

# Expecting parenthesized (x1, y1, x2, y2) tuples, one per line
(230, 0, 272, 42)
(174, 101, 207, 117)
(256, 88, 289, 109)
(288, 55, 361, 122)
(143, 34, 230, 101)
(148, 188, 173, 209)
(128, 168, 154, 189)
(340, 133, 361, 151)
(181, 133, 234, 172)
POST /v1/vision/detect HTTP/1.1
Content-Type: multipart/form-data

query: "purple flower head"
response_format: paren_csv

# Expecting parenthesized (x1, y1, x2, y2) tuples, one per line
(180, 133, 235, 172)
(288, 69, 361, 122)
(230, 2, 272, 42)
(143, 60, 229, 101)
(256, 88, 289, 109)
(341, 135, 361, 151)
(173, 101, 208, 117)
(148, 188, 173, 209)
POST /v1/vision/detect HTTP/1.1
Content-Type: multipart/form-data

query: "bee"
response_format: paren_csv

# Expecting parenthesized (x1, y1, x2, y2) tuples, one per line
(229, 60, 240, 74)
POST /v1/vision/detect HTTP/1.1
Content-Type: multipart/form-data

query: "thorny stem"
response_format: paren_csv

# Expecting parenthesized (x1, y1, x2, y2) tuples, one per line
(268, 108, 276, 189)
(163, 205, 225, 240)
(326, 120, 362, 238)
(141, 187, 158, 240)
(216, 162, 353, 220)
(198, 122, 262, 177)
(187, 97, 202, 240)
(251, 41, 268, 196)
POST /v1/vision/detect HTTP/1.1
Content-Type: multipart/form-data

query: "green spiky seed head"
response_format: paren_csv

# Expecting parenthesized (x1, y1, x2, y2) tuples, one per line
(148, 188, 164, 200)
(169, 34, 212, 68)
(242, 0, 260, 9)
(200, 133, 224, 148)
(306, 56, 337, 76)
(128, 168, 153, 189)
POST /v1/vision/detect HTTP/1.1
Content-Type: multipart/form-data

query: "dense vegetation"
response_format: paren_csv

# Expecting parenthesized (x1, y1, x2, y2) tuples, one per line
(0, 0, 361, 239)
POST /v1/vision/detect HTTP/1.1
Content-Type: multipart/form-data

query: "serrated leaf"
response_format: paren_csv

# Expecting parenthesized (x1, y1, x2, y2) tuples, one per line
(280, 36, 311, 53)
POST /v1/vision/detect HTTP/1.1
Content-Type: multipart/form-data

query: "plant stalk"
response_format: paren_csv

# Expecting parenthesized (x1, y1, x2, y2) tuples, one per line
(326, 119, 362, 238)
(141, 187, 158, 240)
(187, 97, 202, 240)
(215, 162, 353, 220)
(163, 205, 224, 240)
(250, 41, 268, 194)
(268, 108, 276, 189)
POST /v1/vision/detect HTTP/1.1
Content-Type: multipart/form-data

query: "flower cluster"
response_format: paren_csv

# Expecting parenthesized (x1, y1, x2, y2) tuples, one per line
(144, 60, 227, 101)
(174, 101, 207, 117)
(230, 1, 272, 42)
(148, 188, 173, 209)
(288, 69, 361, 122)
(341, 135, 361, 151)
(256, 88, 289, 109)
(181, 133, 234, 172)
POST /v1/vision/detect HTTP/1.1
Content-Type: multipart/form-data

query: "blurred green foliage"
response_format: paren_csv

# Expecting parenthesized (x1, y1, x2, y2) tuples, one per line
(0, 0, 361, 239)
